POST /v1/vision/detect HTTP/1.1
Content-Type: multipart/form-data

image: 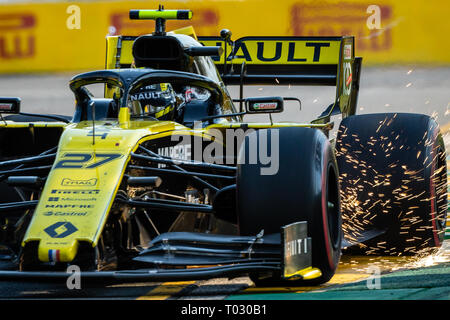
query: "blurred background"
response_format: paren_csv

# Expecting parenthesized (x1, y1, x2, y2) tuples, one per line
(0, 0, 449, 127)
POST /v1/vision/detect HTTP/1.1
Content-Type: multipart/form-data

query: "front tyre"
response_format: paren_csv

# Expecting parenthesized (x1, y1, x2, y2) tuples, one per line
(237, 127, 342, 285)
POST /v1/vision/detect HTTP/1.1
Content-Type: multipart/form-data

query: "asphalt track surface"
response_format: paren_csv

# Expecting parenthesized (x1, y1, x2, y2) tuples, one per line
(0, 67, 448, 300)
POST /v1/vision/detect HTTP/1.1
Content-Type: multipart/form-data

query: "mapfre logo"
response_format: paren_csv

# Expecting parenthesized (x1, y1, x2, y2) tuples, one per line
(0, 13, 36, 59)
(290, 2, 393, 52)
(109, 9, 219, 36)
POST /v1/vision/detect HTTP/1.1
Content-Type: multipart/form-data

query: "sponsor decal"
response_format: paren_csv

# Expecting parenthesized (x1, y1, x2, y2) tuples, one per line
(61, 178, 97, 187)
(43, 211, 88, 217)
(0, 13, 36, 59)
(0, 103, 13, 111)
(49, 196, 97, 202)
(285, 238, 309, 258)
(201, 38, 339, 64)
(45, 204, 93, 209)
(51, 189, 100, 195)
(130, 91, 165, 101)
(253, 102, 278, 110)
(290, 2, 393, 52)
(44, 221, 78, 238)
(282, 221, 311, 278)
(344, 44, 352, 60)
(345, 71, 353, 87)
(343, 61, 352, 95)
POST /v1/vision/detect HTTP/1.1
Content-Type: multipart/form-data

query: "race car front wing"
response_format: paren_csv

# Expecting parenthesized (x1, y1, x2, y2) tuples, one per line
(0, 221, 322, 283)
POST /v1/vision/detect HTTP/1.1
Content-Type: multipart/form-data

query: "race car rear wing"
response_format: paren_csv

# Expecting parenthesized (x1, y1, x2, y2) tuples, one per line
(198, 36, 362, 119)
(199, 36, 343, 85)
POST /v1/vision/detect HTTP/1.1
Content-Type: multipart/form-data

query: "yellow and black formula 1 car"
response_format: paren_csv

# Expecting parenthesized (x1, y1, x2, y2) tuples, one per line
(0, 8, 446, 286)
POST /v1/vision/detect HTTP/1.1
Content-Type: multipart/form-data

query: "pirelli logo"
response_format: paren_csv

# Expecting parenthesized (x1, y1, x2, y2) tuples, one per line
(290, 2, 393, 52)
(51, 189, 100, 195)
(0, 13, 36, 60)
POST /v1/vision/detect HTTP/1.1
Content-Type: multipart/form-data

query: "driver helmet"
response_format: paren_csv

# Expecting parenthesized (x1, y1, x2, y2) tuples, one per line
(129, 83, 177, 120)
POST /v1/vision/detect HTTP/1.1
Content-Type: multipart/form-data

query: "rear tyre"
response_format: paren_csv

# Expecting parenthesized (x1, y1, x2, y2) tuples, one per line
(237, 127, 342, 286)
(336, 113, 447, 255)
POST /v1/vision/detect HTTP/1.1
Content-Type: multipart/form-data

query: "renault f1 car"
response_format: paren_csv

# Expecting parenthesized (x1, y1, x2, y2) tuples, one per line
(0, 8, 446, 286)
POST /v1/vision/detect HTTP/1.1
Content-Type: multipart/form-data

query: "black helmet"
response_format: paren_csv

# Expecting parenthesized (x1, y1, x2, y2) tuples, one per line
(128, 83, 177, 120)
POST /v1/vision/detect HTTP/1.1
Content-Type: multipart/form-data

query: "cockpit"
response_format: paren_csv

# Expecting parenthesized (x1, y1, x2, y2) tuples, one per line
(69, 69, 226, 126)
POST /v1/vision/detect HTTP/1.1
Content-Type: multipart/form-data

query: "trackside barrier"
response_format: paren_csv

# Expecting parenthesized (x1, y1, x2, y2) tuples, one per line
(0, 0, 449, 73)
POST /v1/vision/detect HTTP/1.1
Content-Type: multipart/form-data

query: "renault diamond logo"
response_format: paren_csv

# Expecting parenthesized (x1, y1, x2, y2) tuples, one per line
(44, 222, 78, 238)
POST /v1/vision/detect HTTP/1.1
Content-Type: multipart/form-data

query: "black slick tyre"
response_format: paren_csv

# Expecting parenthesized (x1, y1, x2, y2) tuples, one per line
(237, 127, 342, 285)
(336, 113, 447, 255)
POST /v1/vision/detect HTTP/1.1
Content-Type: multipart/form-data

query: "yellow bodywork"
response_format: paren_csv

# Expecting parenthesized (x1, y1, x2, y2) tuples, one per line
(19, 119, 206, 263)
(15, 117, 320, 263)
(284, 266, 322, 281)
